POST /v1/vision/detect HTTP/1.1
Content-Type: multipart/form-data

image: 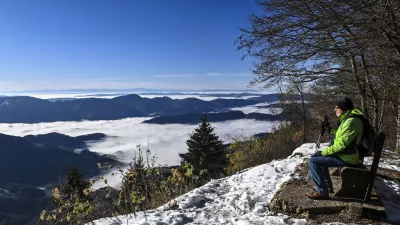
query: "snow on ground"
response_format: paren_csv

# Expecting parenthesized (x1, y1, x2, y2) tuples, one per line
(90, 143, 400, 225)
(374, 178, 400, 223)
(364, 150, 400, 224)
(364, 150, 400, 171)
(90, 144, 318, 225)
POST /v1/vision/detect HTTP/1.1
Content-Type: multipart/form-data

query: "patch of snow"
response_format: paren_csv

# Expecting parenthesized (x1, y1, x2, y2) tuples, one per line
(364, 150, 400, 171)
(364, 149, 400, 223)
(374, 178, 400, 224)
(292, 142, 329, 157)
(90, 144, 316, 225)
(364, 150, 400, 224)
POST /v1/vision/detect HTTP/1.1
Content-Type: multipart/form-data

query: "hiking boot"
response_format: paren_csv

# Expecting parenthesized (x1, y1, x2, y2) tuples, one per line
(306, 191, 329, 200)
(313, 185, 334, 194)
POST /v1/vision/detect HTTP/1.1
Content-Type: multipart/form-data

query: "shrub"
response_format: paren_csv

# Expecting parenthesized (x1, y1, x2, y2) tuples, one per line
(117, 145, 208, 215)
(227, 122, 300, 174)
(40, 168, 96, 224)
(42, 145, 217, 224)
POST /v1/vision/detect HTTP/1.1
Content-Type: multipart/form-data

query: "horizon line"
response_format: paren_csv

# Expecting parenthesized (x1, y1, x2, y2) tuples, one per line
(0, 87, 266, 94)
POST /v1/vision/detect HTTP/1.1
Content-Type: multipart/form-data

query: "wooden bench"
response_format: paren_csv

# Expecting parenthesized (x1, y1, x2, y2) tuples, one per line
(332, 132, 386, 201)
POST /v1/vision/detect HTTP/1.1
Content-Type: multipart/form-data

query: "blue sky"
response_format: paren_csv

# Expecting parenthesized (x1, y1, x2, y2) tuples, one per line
(0, 0, 260, 91)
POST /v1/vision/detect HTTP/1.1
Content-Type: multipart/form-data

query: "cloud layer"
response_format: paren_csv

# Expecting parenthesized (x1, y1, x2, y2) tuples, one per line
(0, 93, 261, 101)
(230, 102, 282, 114)
(0, 110, 276, 187)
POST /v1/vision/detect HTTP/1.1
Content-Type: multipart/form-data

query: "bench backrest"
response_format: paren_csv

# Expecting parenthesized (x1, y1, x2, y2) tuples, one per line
(364, 132, 385, 201)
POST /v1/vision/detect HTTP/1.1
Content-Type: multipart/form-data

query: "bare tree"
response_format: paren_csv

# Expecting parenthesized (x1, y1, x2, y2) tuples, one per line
(238, 0, 400, 149)
(279, 80, 310, 143)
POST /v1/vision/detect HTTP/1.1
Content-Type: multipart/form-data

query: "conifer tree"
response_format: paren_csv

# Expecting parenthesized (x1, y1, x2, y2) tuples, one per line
(179, 116, 227, 177)
(60, 167, 91, 203)
(41, 167, 93, 224)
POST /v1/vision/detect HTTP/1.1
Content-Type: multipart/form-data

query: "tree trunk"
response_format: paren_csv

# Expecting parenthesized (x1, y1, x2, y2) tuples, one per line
(301, 91, 306, 143)
(351, 57, 368, 118)
(361, 54, 380, 131)
(378, 99, 385, 132)
(397, 102, 400, 151)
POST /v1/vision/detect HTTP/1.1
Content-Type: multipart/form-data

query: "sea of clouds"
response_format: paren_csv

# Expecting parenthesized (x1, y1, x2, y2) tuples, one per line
(0, 117, 276, 188)
(2, 117, 272, 161)
(0, 92, 262, 101)
(0, 92, 279, 187)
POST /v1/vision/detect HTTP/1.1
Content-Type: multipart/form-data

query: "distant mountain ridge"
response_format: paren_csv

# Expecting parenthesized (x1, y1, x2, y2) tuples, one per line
(24, 132, 106, 149)
(139, 92, 263, 97)
(0, 132, 116, 186)
(0, 132, 113, 225)
(1, 88, 262, 94)
(0, 93, 279, 123)
(143, 111, 285, 124)
(143, 111, 246, 124)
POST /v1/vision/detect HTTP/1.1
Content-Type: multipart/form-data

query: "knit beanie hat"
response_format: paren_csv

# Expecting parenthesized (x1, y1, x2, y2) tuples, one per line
(336, 98, 354, 111)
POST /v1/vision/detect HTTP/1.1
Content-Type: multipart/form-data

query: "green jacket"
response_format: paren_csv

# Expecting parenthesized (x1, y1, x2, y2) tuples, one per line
(321, 108, 364, 165)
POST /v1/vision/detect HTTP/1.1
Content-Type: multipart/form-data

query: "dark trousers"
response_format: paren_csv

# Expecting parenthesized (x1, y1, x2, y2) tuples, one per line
(309, 153, 348, 195)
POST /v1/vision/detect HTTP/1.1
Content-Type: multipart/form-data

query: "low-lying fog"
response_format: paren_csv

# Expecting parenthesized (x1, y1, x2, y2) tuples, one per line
(230, 102, 281, 114)
(0, 117, 273, 161)
(0, 117, 276, 188)
(0, 92, 262, 101)
(0, 93, 279, 188)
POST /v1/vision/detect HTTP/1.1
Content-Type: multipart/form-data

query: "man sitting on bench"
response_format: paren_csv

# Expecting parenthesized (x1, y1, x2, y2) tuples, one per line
(307, 98, 364, 200)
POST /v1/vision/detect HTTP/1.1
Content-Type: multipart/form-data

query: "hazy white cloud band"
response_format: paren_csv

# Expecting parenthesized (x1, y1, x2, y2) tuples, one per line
(231, 102, 282, 114)
(0, 93, 263, 101)
(0, 110, 276, 187)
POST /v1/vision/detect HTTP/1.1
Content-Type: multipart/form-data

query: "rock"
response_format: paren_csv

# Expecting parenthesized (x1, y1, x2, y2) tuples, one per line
(348, 202, 363, 217)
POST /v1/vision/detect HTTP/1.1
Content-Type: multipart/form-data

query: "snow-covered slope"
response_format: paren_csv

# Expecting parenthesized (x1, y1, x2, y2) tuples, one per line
(90, 144, 316, 225)
(90, 144, 400, 225)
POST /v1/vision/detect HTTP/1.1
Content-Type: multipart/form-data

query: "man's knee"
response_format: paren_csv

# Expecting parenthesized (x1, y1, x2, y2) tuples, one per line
(309, 156, 325, 166)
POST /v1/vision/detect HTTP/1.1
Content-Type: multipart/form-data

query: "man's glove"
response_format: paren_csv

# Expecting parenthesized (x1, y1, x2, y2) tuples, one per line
(311, 151, 323, 157)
